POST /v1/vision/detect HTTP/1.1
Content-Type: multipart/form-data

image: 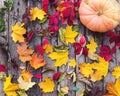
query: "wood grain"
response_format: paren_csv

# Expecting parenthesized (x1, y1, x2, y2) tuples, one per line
(0, 0, 120, 96)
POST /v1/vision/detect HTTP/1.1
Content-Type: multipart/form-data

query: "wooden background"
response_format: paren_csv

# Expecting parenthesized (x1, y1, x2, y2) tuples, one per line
(0, 0, 120, 96)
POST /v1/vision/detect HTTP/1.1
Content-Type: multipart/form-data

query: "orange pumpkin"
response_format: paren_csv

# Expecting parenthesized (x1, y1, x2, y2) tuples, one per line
(79, 0, 120, 32)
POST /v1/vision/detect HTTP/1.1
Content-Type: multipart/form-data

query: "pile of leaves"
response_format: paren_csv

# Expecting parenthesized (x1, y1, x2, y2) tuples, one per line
(0, 0, 120, 96)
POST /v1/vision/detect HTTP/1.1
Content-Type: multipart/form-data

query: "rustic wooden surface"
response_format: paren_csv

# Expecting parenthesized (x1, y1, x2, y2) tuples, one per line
(0, 0, 120, 96)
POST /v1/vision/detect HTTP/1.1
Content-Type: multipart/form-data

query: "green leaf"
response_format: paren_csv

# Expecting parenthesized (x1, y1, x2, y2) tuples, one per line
(39, 16, 47, 24)
(72, 25, 80, 32)
(59, 27, 66, 43)
(54, 45, 68, 52)
(58, 72, 66, 82)
(0, 19, 5, 32)
(4, 0, 13, 11)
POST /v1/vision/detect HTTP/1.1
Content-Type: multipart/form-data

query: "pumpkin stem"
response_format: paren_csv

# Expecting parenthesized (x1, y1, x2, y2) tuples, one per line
(97, 10, 103, 16)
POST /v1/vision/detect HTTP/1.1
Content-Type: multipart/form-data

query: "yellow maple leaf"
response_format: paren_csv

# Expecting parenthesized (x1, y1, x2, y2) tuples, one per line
(38, 77, 55, 93)
(11, 23, 26, 43)
(3, 76, 19, 96)
(30, 53, 46, 69)
(103, 79, 120, 96)
(59, 26, 78, 44)
(21, 70, 33, 82)
(79, 56, 109, 82)
(65, 26, 78, 44)
(17, 42, 34, 63)
(69, 59, 76, 68)
(86, 40, 98, 53)
(18, 76, 35, 91)
(43, 44, 53, 54)
(30, 7, 46, 21)
(90, 57, 109, 81)
(49, 50, 68, 67)
(112, 66, 120, 79)
(79, 63, 94, 78)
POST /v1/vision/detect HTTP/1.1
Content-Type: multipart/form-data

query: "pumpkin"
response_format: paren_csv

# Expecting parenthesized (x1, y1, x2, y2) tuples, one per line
(79, 0, 120, 32)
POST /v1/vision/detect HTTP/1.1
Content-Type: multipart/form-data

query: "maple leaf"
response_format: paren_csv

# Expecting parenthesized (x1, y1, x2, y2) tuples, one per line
(43, 44, 53, 54)
(69, 59, 76, 68)
(30, 53, 46, 69)
(79, 56, 109, 81)
(49, 50, 68, 67)
(3, 76, 19, 96)
(103, 79, 120, 96)
(30, 7, 46, 21)
(18, 76, 35, 91)
(21, 70, 33, 82)
(86, 40, 98, 53)
(79, 63, 94, 78)
(38, 77, 55, 93)
(90, 57, 109, 81)
(59, 26, 78, 44)
(17, 42, 34, 63)
(11, 23, 26, 43)
(112, 66, 120, 79)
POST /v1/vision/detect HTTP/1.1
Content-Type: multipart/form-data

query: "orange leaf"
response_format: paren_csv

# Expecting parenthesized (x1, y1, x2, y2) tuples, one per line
(17, 42, 34, 62)
(30, 53, 46, 69)
(103, 79, 120, 96)
(21, 70, 33, 82)
(38, 77, 55, 93)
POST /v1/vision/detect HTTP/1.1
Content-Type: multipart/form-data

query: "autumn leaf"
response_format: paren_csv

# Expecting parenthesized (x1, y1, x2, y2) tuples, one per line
(103, 79, 120, 96)
(79, 56, 109, 81)
(86, 40, 98, 53)
(11, 23, 26, 43)
(43, 44, 53, 54)
(30, 53, 46, 69)
(18, 76, 35, 91)
(90, 57, 109, 81)
(49, 50, 68, 67)
(3, 76, 19, 96)
(112, 66, 120, 79)
(21, 70, 33, 82)
(0, 64, 7, 72)
(30, 7, 46, 21)
(69, 59, 76, 68)
(59, 26, 78, 44)
(79, 63, 94, 78)
(38, 77, 55, 93)
(60, 86, 69, 94)
(17, 42, 34, 62)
